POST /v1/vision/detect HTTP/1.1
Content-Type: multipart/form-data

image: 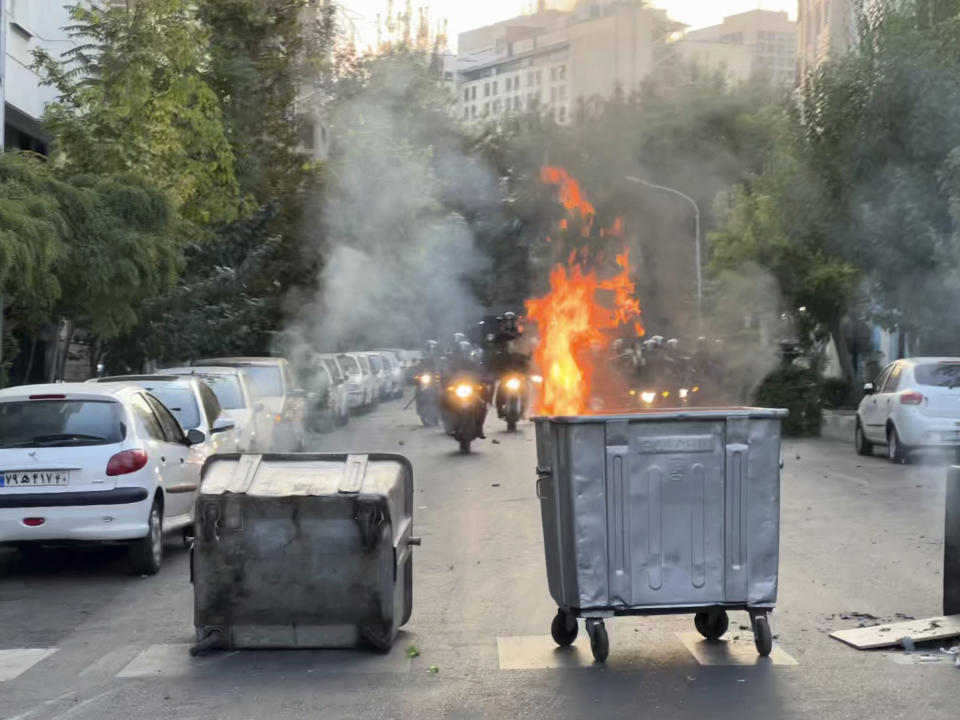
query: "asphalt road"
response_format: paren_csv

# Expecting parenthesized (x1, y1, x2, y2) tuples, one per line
(1, 395, 958, 719)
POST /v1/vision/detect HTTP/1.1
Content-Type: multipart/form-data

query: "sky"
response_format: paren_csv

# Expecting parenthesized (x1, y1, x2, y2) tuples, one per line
(339, 0, 796, 51)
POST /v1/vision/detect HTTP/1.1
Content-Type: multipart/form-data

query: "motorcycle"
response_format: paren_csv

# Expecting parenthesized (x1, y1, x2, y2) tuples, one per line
(497, 373, 527, 432)
(441, 376, 487, 454)
(414, 371, 440, 426)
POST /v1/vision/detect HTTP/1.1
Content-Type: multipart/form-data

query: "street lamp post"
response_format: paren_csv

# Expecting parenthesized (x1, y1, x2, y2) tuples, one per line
(626, 176, 702, 333)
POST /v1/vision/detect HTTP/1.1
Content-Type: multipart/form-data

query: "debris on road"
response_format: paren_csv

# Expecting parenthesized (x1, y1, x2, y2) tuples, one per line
(492, 438, 501, 444)
(405, 645, 420, 658)
(427, 665, 439, 674)
(491, 483, 500, 487)
(830, 614, 960, 650)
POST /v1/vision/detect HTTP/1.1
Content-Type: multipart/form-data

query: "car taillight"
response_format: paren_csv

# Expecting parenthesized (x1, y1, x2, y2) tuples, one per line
(106, 449, 148, 476)
(900, 391, 924, 405)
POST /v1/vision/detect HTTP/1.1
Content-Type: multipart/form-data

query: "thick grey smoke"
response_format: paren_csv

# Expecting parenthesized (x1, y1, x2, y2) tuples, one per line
(286, 56, 489, 357)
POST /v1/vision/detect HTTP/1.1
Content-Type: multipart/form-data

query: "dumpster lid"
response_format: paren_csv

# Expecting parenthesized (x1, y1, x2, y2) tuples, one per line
(533, 407, 788, 423)
(200, 452, 412, 497)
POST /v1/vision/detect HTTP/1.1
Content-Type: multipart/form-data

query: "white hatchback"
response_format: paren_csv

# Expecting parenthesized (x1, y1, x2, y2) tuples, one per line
(0, 383, 207, 574)
(855, 357, 960, 462)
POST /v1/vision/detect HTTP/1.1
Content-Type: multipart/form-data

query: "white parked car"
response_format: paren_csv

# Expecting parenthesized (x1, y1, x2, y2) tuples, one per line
(316, 354, 350, 425)
(92, 375, 239, 453)
(365, 352, 390, 400)
(855, 357, 960, 462)
(0, 383, 208, 574)
(194, 357, 306, 452)
(342, 352, 378, 409)
(377, 351, 405, 399)
(157, 367, 265, 452)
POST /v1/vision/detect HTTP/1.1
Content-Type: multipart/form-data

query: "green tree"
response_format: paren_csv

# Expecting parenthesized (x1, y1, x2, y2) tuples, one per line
(33, 0, 240, 224)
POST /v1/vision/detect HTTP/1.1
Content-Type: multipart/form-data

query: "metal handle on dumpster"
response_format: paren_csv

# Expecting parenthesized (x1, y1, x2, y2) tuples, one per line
(536, 466, 551, 500)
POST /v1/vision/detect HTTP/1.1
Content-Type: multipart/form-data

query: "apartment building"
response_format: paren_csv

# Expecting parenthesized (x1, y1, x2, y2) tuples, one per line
(676, 10, 798, 88)
(455, 0, 682, 124)
(797, 0, 857, 78)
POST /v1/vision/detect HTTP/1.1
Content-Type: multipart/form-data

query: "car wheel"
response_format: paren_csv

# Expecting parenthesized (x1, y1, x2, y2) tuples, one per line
(129, 498, 163, 575)
(887, 425, 908, 464)
(855, 420, 873, 456)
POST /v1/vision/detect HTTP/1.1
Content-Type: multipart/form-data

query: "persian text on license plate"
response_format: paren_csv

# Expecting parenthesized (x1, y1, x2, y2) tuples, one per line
(0, 471, 69, 487)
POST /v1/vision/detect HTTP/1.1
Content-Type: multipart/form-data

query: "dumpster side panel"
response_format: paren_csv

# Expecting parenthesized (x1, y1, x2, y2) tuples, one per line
(535, 419, 566, 606)
(745, 418, 781, 605)
(568, 422, 610, 609)
(618, 420, 726, 607)
(193, 454, 413, 650)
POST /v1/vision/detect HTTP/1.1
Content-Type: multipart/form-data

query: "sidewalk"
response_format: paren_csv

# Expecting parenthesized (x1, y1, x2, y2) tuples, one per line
(821, 409, 856, 444)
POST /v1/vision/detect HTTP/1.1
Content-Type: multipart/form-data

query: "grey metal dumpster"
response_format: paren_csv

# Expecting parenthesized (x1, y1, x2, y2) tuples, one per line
(191, 453, 419, 653)
(535, 408, 786, 662)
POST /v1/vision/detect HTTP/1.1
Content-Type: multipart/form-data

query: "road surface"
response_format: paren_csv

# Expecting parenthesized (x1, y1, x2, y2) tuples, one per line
(0, 396, 956, 719)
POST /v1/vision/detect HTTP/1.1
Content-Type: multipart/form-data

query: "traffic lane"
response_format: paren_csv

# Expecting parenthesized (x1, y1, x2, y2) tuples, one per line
(1, 401, 958, 720)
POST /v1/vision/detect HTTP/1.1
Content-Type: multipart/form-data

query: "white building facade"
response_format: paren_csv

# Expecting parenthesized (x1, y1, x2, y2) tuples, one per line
(2, 0, 95, 153)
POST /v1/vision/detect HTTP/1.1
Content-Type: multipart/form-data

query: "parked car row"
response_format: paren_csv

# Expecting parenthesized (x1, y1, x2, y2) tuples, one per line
(0, 355, 316, 574)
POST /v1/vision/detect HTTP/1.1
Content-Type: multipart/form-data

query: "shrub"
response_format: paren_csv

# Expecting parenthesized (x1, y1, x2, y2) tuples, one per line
(753, 363, 823, 436)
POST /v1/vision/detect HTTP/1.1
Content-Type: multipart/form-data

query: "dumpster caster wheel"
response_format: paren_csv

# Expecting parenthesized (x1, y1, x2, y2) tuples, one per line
(694, 610, 729, 641)
(551, 610, 578, 647)
(753, 615, 773, 657)
(586, 619, 609, 663)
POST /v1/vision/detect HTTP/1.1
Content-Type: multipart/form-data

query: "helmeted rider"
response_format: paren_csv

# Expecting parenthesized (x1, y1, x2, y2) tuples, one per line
(487, 311, 531, 416)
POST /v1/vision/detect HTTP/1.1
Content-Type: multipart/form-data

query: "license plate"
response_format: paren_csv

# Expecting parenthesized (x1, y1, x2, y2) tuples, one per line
(0, 471, 70, 487)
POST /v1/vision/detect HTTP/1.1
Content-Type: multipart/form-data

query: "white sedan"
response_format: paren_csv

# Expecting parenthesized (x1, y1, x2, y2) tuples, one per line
(855, 357, 960, 462)
(0, 383, 207, 574)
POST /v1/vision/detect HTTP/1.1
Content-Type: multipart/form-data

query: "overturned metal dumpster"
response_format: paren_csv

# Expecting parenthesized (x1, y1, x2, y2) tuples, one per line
(534, 408, 786, 662)
(191, 453, 418, 654)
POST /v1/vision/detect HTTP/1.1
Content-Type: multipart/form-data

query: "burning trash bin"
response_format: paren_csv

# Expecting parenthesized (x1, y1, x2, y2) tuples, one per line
(534, 408, 786, 662)
(190, 453, 419, 654)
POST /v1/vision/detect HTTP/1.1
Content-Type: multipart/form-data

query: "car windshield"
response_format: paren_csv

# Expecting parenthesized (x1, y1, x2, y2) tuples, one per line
(338, 354, 360, 375)
(914, 363, 960, 388)
(242, 365, 284, 398)
(147, 386, 201, 429)
(368, 355, 382, 372)
(196, 374, 245, 409)
(0, 400, 126, 448)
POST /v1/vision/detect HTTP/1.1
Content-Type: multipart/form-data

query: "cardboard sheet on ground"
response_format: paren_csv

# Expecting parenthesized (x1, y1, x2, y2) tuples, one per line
(830, 615, 960, 650)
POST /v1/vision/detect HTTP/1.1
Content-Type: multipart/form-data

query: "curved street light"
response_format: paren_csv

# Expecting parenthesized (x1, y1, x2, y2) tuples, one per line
(626, 176, 702, 333)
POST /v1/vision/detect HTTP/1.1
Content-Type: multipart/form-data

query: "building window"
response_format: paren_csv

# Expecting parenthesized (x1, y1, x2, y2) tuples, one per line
(483, 102, 490, 116)
(464, 107, 469, 119)
(484, 82, 490, 97)
(464, 87, 470, 101)
(550, 67, 558, 82)
(472, 86, 477, 100)
(471, 106, 477, 118)
(536, 70, 542, 85)
(559, 85, 567, 102)
(493, 99, 501, 114)
(558, 64, 567, 81)
(550, 87, 557, 102)
(493, 81, 498, 95)
(527, 71, 533, 86)
(559, 106, 567, 122)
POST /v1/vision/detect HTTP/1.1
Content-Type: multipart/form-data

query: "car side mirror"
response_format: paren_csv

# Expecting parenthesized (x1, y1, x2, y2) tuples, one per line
(186, 428, 206, 446)
(211, 417, 236, 434)
(863, 382, 875, 395)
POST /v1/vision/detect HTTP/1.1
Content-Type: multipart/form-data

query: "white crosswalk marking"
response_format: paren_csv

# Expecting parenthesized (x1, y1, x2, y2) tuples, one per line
(675, 632, 799, 666)
(0, 649, 58, 682)
(115, 644, 213, 678)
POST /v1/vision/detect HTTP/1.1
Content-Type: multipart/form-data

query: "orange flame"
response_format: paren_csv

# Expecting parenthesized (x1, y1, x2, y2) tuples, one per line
(526, 167, 644, 416)
(541, 166, 595, 236)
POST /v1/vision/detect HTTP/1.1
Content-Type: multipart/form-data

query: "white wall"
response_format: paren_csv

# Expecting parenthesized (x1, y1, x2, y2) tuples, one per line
(4, 0, 91, 126)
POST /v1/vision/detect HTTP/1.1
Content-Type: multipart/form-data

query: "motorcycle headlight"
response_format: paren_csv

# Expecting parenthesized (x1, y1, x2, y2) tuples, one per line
(455, 384, 473, 399)
(505, 377, 522, 391)
(419, 373, 432, 387)
(531, 375, 543, 384)
(679, 388, 689, 399)
(641, 391, 656, 405)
